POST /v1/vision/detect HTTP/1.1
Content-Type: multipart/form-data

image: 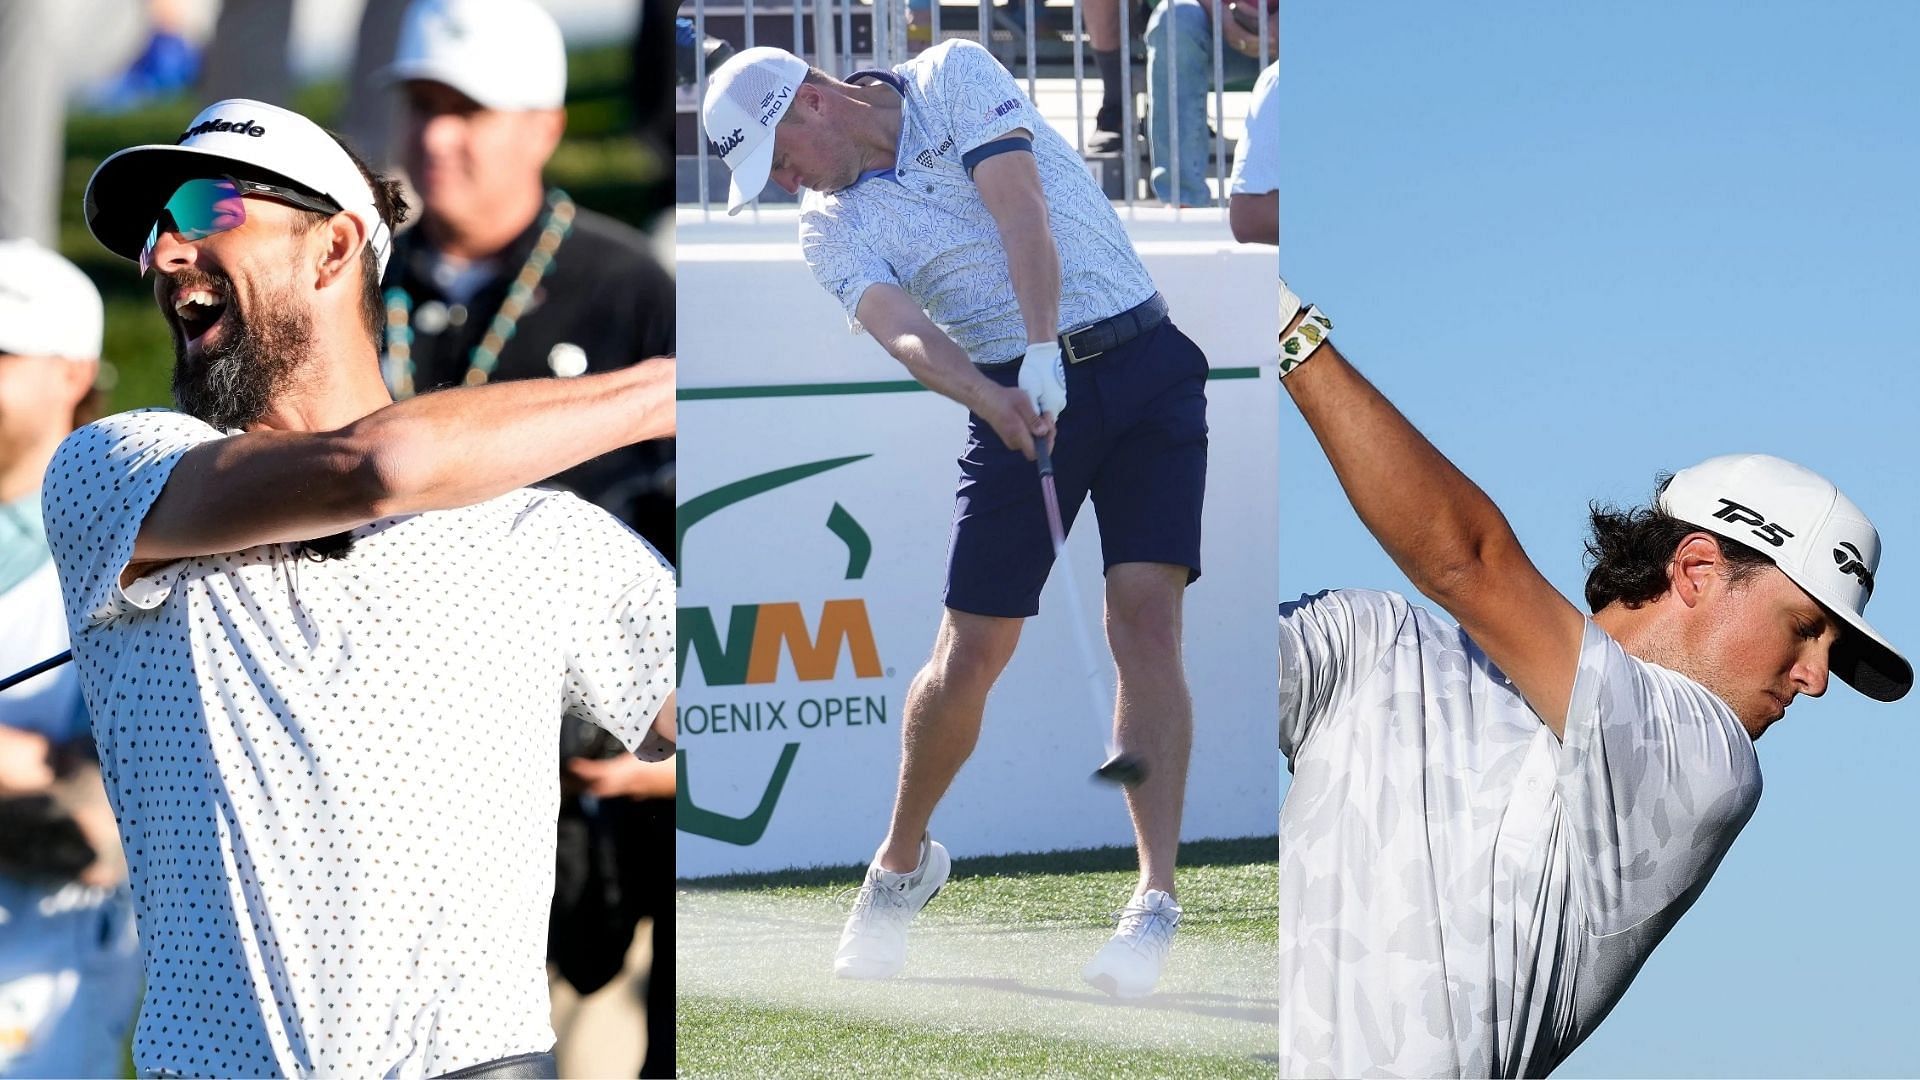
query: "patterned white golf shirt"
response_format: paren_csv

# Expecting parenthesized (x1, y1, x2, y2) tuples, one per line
(799, 38, 1159, 365)
(1278, 589, 1762, 1078)
(41, 409, 675, 1078)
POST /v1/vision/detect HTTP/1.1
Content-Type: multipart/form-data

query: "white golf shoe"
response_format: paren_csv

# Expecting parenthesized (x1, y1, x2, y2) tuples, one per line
(833, 836, 951, 980)
(1081, 888, 1181, 998)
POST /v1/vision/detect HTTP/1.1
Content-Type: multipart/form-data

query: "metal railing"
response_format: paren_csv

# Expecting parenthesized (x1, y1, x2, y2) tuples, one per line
(684, 0, 1271, 219)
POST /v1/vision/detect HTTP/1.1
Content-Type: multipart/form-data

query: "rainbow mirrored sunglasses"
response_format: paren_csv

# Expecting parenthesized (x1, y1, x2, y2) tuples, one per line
(139, 176, 341, 275)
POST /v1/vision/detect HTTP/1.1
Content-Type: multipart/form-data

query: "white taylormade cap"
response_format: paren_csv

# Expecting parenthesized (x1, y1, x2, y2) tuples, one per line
(0, 240, 104, 362)
(1659, 453, 1910, 701)
(84, 99, 393, 278)
(701, 47, 808, 215)
(384, 0, 567, 111)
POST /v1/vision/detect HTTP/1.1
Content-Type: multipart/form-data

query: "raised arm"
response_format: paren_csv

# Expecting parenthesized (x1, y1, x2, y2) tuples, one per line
(133, 358, 675, 565)
(1281, 305, 1587, 735)
(854, 284, 1051, 459)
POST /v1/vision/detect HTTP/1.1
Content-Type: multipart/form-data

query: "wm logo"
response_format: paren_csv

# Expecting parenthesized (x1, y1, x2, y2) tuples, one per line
(677, 454, 879, 847)
(678, 600, 883, 685)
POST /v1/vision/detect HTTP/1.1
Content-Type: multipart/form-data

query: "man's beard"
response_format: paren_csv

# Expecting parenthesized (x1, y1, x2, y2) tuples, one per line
(170, 272, 313, 432)
(166, 269, 353, 561)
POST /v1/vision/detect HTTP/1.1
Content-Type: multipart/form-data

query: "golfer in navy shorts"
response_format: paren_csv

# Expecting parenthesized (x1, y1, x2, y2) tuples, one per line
(703, 39, 1205, 998)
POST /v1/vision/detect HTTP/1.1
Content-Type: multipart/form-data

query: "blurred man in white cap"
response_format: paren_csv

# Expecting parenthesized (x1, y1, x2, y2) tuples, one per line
(703, 41, 1212, 999)
(48, 99, 678, 1078)
(383, 4, 678, 1072)
(1227, 61, 1277, 246)
(381, 0, 675, 549)
(1274, 285, 1909, 1076)
(0, 239, 144, 1079)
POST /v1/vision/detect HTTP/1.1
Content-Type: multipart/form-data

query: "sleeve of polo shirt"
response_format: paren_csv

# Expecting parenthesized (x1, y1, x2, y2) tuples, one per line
(1556, 619, 1764, 935)
(40, 409, 224, 634)
(800, 202, 900, 332)
(1278, 588, 1409, 766)
(1229, 62, 1280, 196)
(546, 497, 677, 759)
(933, 40, 1048, 163)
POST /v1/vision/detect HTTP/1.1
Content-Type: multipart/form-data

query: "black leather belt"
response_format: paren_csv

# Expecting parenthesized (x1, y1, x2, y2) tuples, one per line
(982, 292, 1171, 368)
(437, 1050, 557, 1079)
(1058, 291, 1169, 364)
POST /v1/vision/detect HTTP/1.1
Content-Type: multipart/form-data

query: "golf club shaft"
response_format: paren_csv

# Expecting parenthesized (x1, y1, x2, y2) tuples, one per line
(0, 650, 73, 693)
(1034, 444, 1116, 758)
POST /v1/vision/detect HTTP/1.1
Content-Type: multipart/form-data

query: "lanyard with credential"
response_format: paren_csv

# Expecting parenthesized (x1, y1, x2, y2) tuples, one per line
(381, 189, 577, 398)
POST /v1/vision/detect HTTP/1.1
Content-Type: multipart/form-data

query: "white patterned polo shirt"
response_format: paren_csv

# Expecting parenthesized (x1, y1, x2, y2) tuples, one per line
(1278, 588, 1761, 1078)
(40, 409, 675, 1078)
(799, 38, 1158, 365)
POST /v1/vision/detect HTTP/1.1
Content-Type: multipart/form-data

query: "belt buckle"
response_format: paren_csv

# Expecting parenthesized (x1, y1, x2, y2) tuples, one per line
(1060, 329, 1103, 365)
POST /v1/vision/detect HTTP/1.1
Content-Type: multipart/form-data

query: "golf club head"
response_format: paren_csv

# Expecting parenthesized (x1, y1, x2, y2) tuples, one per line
(1094, 753, 1147, 788)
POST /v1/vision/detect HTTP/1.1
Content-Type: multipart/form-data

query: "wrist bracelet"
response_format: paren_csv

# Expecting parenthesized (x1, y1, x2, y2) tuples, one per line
(1279, 305, 1333, 379)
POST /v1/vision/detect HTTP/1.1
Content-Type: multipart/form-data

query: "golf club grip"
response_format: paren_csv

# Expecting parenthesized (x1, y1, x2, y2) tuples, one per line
(1033, 438, 1054, 478)
(0, 651, 73, 693)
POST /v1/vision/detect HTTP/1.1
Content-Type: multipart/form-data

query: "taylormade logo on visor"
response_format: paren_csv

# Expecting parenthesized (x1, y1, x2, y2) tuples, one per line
(180, 117, 267, 141)
(1835, 542, 1876, 594)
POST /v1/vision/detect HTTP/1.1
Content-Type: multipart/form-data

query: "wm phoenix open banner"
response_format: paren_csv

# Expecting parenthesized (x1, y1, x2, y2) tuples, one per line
(677, 211, 1278, 877)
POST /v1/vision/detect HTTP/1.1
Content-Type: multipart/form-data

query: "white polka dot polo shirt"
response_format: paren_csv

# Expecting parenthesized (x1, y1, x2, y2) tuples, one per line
(40, 408, 675, 1078)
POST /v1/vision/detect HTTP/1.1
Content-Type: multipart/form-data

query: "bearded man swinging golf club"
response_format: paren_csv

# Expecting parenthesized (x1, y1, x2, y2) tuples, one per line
(702, 41, 1211, 997)
(1274, 284, 1909, 1077)
(44, 100, 676, 1078)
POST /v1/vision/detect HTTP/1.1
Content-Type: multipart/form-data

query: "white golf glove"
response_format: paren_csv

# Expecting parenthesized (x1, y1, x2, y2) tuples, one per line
(1019, 341, 1068, 419)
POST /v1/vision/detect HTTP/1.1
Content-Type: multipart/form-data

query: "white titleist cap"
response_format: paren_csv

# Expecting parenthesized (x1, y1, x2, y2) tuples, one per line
(384, 0, 568, 111)
(84, 99, 393, 278)
(0, 240, 103, 361)
(1659, 453, 1910, 701)
(701, 47, 808, 215)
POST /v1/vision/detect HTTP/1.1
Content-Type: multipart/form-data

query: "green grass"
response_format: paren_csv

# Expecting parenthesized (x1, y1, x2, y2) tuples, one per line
(54, 43, 657, 416)
(678, 838, 1278, 1078)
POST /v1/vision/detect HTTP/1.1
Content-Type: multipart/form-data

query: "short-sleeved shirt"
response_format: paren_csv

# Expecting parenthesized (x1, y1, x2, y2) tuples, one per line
(1277, 589, 1761, 1078)
(40, 409, 676, 1079)
(799, 38, 1158, 365)
(1229, 62, 1279, 197)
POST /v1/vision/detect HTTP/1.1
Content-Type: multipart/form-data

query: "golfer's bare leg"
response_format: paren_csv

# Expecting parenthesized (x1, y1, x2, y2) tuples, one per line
(1105, 561, 1191, 898)
(876, 610, 1024, 872)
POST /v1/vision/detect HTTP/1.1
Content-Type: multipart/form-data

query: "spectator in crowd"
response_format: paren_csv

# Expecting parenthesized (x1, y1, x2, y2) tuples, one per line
(91, 0, 203, 112)
(1227, 60, 1276, 245)
(1080, 0, 1127, 153)
(0, 239, 142, 1079)
(1145, 0, 1276, 207)
(380, 0, 676, 550)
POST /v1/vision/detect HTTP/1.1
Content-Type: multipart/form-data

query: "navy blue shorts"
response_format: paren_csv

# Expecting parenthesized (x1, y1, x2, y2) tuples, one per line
(943, 318, 1209, 618)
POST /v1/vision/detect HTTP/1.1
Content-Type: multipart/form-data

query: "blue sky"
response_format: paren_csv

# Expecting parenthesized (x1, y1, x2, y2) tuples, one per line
(1281, 4, 1920, 1076)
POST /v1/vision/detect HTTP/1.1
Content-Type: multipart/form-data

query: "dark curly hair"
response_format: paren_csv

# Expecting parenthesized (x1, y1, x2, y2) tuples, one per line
(1582, 474, 1775, 613)
(285, 130, 411, 344)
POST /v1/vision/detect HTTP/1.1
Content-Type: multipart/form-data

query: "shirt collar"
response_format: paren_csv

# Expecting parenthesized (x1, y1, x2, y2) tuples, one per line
(843, 69, 912, 188)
